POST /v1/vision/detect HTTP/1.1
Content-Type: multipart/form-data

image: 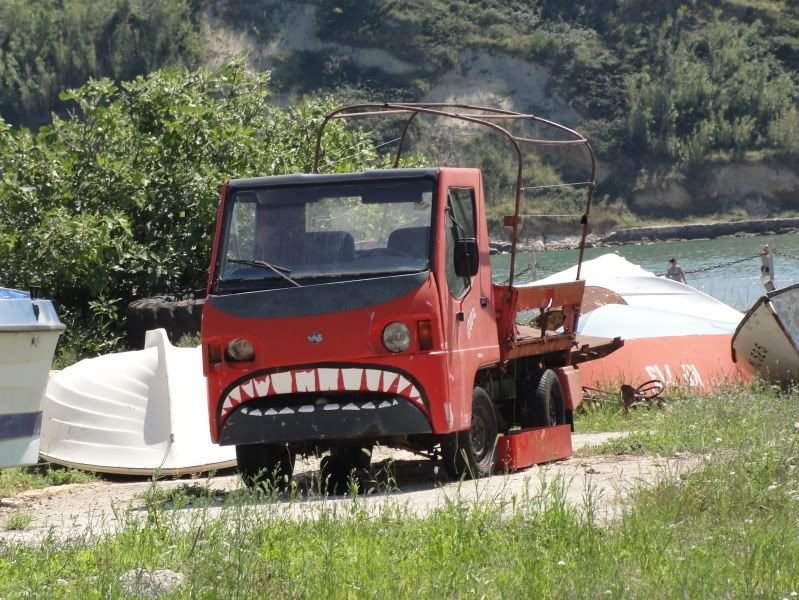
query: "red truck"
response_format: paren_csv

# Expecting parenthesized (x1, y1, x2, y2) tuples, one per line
(201, 104, 620, 491)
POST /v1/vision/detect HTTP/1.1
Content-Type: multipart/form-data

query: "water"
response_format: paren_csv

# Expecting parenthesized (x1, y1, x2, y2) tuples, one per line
(490, 233, 799, 311)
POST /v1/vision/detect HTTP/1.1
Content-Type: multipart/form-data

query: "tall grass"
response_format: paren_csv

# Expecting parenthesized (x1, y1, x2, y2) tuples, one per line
(1, 384, 798, 597)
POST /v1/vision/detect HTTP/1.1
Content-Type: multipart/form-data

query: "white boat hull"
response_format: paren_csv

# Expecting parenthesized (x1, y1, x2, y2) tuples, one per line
(40, 329, 236, 475)
(732, 283, 799, 385)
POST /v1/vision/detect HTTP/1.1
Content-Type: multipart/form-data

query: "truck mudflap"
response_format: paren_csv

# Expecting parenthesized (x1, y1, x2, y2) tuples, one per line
(219, 395, 432, 446)
(554, 366, 583, 411)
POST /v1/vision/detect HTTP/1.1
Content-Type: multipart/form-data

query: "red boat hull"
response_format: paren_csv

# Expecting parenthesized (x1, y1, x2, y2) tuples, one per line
(578, 334, 746, 393)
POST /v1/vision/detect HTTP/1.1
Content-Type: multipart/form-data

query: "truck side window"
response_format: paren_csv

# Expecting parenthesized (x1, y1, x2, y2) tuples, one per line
(445, 188, 476, 298)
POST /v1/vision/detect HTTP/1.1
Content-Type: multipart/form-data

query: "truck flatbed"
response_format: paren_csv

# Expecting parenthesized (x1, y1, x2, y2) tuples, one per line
(506, 325, 623, 362)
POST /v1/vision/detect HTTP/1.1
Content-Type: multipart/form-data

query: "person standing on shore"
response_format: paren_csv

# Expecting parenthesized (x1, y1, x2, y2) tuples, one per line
(760, 245, 775, 292)
(666, 257, 686, 283)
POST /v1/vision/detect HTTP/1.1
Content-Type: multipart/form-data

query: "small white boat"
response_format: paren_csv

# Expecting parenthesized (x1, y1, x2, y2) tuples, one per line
(40, 329, 236, 475)
(0, 288, 64, 467)
(732, 282, 799, 385)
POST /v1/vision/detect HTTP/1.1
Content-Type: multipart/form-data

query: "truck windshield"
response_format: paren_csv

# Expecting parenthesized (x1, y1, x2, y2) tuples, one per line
(218, 178, 434, 288)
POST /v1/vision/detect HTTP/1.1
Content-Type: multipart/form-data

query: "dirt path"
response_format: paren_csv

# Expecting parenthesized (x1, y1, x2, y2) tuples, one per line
(0, 433, 698, 545)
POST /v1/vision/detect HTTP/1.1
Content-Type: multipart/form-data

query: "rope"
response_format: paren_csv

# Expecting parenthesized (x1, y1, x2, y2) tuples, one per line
(497, 262, 559, 285)
(774, 249, 799, 261)
(666, 255, 760, 276)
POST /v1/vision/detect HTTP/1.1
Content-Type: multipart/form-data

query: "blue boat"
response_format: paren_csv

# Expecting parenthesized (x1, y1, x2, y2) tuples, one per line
(0, 288, 65, 467)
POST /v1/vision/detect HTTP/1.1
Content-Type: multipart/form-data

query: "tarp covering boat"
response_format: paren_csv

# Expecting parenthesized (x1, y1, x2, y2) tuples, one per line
(532, 254, 745, 391)
(0, 288, 64, 468)
(40, 329, 236, 475)
(535, 253, 744, 334)
(576, 304, 740, 339)
(732, 282, 799, 385)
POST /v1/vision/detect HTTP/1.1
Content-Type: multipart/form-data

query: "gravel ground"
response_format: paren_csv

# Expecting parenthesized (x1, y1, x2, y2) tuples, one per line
(0, 432, 699, 545)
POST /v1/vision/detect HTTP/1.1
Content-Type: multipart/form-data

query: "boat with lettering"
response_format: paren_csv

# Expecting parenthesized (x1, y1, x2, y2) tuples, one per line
(731, 282, 799, 385)
(0, 287, 64, 467)
(534, 254, 746, 392)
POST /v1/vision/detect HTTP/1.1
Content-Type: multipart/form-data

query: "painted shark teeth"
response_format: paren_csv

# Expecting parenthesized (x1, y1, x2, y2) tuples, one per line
(239, 399, 408, 417)
(221, 367, 425, 416)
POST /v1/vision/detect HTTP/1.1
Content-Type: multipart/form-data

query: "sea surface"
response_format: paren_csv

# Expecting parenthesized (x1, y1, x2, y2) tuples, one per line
(490, 233, 799, 311)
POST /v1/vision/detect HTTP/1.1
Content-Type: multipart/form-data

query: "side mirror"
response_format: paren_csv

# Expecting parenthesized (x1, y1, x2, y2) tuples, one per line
(454, 238, 479, 277)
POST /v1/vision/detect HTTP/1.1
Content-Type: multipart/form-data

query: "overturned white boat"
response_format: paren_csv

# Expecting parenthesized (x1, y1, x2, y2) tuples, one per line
(40, 329, 236, 475)
(732, 282, 799, 385)
(0, 288, 64, 467)
(533, 254, 744, 390)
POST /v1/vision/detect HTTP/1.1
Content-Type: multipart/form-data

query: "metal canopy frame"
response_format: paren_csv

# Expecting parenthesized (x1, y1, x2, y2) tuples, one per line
(312, 103, 596, 286)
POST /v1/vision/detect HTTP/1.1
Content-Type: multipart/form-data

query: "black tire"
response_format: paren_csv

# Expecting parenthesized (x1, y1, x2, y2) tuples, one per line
(236, 443, 296, 492)
(531, 369, 566, 427)
(126, 296, 205, 348)
(441, 387, 498, 480)
(320, 446, 372, 495)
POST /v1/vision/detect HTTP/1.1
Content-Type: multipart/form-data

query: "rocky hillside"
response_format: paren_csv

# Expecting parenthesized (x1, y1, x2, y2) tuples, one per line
(4, 0, 799, 222)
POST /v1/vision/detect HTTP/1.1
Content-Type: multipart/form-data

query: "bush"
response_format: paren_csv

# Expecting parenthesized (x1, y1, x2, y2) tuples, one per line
(0, 60, 374, 357)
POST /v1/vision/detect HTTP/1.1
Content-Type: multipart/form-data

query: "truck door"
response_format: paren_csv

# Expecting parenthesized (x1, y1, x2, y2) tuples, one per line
(435, 168, 499, 431)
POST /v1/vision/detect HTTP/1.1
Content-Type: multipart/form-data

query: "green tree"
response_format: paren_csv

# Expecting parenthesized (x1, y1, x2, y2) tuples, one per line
(0, 61, 374, 355)
(0, 0, 203, 126)
(624, 12, 797, 165)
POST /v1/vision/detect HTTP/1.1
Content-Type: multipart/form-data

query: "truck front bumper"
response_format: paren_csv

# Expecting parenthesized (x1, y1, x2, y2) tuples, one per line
(219, 394, 431, 445)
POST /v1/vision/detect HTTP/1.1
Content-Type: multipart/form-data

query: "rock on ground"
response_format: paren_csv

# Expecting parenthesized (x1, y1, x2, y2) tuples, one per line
(119, 568, 185, 599)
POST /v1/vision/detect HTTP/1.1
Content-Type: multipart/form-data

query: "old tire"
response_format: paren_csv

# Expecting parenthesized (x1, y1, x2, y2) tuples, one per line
(236, 443, 296, 492)
(126, 296, 205, 349)
(441, 387, 498, 480)
(531, 369, 566, 427)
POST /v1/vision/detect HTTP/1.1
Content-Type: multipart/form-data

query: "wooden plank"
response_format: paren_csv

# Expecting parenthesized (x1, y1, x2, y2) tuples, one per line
(513, 280, 585, 311)
(505, 325, 574, 359)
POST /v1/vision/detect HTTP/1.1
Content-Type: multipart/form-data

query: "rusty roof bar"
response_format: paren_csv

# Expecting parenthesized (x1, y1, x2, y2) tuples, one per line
(312, 102, 595, 288)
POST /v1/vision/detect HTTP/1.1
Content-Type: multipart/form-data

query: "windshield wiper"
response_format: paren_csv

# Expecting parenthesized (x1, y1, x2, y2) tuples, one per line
(226, 258, 302, 288)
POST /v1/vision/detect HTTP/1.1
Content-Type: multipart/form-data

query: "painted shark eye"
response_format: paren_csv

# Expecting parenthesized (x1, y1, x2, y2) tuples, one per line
(382, 322, 411, 353)
(225, 338, 255, 362)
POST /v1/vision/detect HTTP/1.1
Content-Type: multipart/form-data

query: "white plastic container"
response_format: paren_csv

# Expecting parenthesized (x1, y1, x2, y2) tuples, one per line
(0, 288, 65, 467)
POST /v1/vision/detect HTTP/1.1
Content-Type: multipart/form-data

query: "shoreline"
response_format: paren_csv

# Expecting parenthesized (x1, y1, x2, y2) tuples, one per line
(490, 217, 799, 253)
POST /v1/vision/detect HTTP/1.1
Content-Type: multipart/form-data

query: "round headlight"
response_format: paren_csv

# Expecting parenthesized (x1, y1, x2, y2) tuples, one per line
(383, 322, 411, 353)
(226, 338, 255, 362)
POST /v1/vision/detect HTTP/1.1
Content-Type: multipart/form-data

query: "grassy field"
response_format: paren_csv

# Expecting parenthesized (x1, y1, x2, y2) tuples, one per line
(2, 383, 799, 597)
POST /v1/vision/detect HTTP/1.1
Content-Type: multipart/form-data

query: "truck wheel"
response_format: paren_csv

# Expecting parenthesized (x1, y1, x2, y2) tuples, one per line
(441, 387, 498, 480)
(320, 446, 372, 495)
(531, 369, 566, 427)
(236, 443, 295, 492)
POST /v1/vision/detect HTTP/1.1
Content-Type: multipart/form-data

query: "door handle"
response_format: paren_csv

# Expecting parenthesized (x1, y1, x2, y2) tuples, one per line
(480, 296, 489, 307)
